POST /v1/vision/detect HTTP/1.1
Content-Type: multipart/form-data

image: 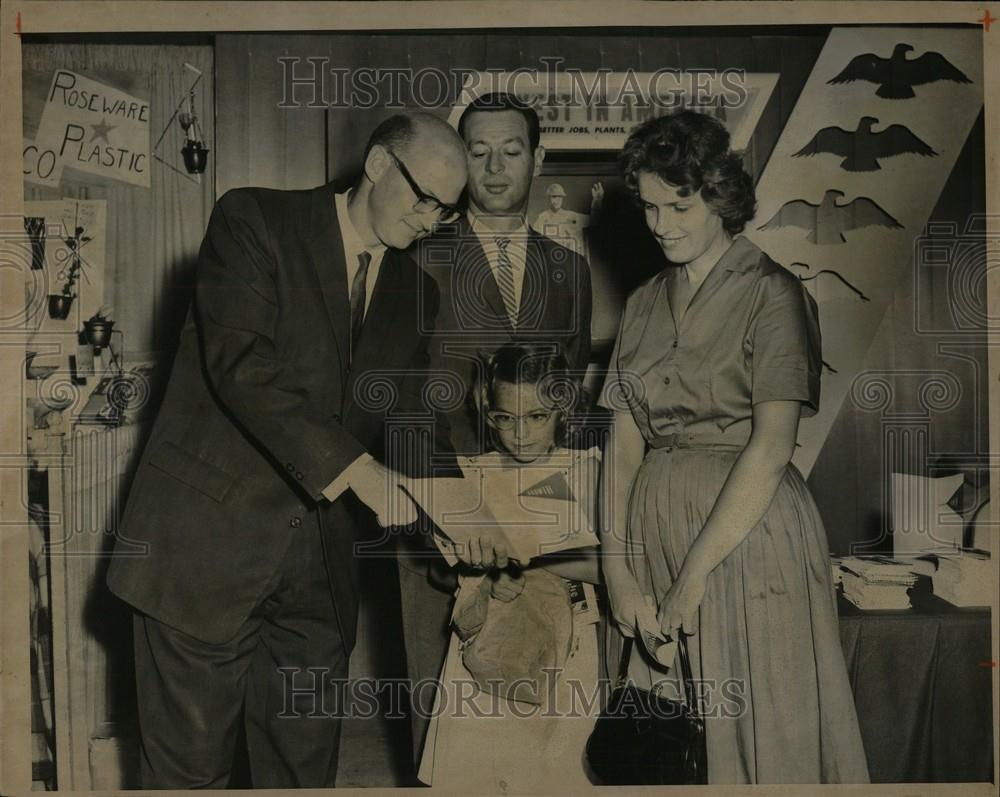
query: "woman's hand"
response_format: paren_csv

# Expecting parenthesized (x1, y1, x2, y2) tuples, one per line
(490, 570, 525, 603)
(605, 568, 656, 639)
(656, 566, 708, 639)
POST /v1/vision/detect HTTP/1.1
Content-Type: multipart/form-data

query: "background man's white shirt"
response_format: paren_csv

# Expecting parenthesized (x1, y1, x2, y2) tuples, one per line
(336, 190, 385, 318)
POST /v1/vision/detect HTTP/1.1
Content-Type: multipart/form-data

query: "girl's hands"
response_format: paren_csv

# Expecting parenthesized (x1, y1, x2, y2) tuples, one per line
(490, 569, 526, 603)
(656, 566, 708, 640)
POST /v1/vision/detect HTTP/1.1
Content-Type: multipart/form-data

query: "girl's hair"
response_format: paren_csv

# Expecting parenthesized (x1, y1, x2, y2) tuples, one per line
(618, 109, 757, 236)
(473, 342, 588, 449)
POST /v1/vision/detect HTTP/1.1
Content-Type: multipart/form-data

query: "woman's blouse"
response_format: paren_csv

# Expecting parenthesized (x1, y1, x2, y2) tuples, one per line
(598, 236, 822, 444)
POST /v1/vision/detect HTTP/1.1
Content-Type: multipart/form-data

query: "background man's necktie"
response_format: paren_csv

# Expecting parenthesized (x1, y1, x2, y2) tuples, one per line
(350, 250, 371, 353)
(493, 236, 518, 327)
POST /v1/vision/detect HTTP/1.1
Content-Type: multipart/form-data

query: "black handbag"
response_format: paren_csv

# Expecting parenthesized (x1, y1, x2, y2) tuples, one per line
(585, 635, 708, 785)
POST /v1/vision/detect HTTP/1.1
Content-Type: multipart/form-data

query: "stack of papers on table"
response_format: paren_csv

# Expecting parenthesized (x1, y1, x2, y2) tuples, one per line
(839, 556, 919, 609)
(932, 550, 992, 607)
(830, 556, 845, 586)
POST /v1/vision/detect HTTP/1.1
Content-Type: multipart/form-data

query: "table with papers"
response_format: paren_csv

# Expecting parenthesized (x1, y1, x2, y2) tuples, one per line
(837, 587, 993, 783)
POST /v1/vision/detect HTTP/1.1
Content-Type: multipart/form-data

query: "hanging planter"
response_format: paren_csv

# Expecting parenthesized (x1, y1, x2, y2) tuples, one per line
(84, 310, 115, 350)
(181, 141, 210, 174)
(179, 91, 209, 175)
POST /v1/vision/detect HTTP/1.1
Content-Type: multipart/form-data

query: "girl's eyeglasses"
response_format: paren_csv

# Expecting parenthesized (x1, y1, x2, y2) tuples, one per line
(486, 410, 554, 431)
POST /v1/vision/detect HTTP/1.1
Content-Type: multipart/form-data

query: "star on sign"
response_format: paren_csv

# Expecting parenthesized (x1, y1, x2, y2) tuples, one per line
(89, 118, 117, 144)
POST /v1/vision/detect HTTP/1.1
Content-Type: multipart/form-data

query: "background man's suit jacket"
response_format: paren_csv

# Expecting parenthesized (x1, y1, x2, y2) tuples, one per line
(107, 182, 452, 651)
(416, 216, 593, 456)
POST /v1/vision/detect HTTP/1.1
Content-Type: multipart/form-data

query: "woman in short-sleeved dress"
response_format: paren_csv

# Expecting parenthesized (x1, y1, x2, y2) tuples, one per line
(597, 111, 869, 783)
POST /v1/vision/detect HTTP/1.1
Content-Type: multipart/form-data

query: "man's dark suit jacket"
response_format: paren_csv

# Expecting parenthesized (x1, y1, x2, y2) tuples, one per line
(107, 182, 450, 651)
(416, 216, 593, 454)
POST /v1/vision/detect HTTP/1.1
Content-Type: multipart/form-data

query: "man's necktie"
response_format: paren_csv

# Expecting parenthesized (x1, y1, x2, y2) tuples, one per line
(669, 265, 693, 326)
(350, 250, 371, 353)
(493, 236, 518, 327)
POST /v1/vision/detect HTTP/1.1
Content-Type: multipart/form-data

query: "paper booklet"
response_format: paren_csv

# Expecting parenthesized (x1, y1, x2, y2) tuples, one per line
(400, 448, 601, 566)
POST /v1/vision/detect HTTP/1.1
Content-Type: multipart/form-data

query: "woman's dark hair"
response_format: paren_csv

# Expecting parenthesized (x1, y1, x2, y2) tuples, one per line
(473, 342, 587, 450)
(619, 110, 756, 235)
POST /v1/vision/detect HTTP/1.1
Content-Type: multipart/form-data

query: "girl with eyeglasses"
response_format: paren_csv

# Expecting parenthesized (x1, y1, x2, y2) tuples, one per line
(417, 343, 603, 791)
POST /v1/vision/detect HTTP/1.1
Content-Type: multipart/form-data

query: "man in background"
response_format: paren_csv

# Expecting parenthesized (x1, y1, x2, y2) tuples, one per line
(399, 92, 593, 768)
(107, 113, 467, 789)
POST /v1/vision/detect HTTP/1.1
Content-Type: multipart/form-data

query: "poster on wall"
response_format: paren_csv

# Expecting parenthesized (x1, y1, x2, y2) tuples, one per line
(31, 70, 150, 188)
(447, 70, 778, 153)
(22, 137, 64, 187)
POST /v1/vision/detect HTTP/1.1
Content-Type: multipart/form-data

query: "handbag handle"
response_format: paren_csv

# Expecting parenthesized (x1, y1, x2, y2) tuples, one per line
(615, 635, 634, 688)
(615, 633, 701, 718)
(675, 634, 699, 717)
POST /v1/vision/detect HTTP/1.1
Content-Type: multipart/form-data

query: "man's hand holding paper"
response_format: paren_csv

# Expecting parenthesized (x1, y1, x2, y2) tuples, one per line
(343, 457, 419, 528)
(402, 472, 520, 568)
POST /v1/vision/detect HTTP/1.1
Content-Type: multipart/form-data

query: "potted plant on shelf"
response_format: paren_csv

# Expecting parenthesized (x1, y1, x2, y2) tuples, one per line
(179, 90, 209, 174)
(48, 224, 91, 320)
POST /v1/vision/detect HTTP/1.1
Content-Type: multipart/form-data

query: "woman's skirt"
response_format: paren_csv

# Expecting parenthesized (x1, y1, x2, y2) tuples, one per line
(621, 445, 870, 784)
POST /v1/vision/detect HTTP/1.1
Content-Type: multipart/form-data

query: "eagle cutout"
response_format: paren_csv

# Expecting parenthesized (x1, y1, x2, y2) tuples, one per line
(757, 190, 902, 244)
(794, 116, 937, 172)
(828, 43, 971, 99)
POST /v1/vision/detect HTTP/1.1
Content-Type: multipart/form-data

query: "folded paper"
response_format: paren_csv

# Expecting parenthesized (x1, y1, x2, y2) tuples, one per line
(402, 449, 600, 565)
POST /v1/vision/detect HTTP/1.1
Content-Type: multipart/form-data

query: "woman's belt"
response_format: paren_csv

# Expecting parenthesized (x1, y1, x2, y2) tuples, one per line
(645, 430, 749, 451)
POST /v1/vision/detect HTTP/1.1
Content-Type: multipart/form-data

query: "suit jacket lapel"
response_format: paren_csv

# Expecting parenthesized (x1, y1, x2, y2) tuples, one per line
(518, 233, 549, 330)
(309, 183, 350, 386)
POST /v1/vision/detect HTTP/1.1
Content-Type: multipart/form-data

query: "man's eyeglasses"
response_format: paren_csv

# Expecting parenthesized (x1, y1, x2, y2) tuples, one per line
(387, 150, 462, 225)
(486, 410, 554, 431)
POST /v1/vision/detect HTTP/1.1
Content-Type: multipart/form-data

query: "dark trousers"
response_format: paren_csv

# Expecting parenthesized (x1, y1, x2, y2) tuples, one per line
(397, 550, 454, 769)
(132, 523, 349, 789)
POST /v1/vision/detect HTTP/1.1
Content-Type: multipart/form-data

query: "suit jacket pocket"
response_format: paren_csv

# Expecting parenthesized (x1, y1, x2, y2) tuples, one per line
(147, 440, 236, 503)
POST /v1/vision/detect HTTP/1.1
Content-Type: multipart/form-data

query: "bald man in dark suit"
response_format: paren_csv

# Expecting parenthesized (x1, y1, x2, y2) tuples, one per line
(107, 113, 468, 789)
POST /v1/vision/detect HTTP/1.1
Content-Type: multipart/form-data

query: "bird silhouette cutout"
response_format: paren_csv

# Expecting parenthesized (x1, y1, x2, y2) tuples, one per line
(828, 43, 971, 99)
(794, 117, 937, 171)
(757, 190, 903, 244)
(789, 263, 871, 301)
